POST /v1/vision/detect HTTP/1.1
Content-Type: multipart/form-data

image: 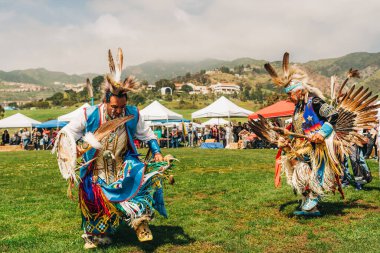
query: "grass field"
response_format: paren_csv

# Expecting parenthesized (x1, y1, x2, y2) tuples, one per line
(0, 149, 379, 253)
(0, 149, 380, 252)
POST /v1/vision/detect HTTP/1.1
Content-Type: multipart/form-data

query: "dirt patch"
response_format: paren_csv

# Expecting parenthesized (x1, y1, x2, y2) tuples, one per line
(191, 167, 235, 174)
(349, 199, 380, 211)
(194, 192, 209, 200)
(156, 242, 224, 253)
(247, 232, 309, 253)
(0, 145, 23, 152)
(194, 205, 220, 215)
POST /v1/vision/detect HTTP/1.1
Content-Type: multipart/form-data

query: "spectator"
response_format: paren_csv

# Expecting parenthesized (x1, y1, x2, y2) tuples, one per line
(193, 127, 202, 147)
(219, 126, 226, 146)
(20, 128, 31, 150)
(32, 128, 42, 150)
(160, 126, 168, 148)
(153, 128, 162, 138)
(10, 133, 19, 145)
(49, 129, 60, 148)
(1, 129, 10, 145)
(225, 123, 233, 146)
(238, 129, 250, 149)
(211, 125, 219, 141)
(171, 125, 179, 148)
(233, 122, 243, 142)
(42, 128, 50, 150)
(187, 123, 196, 147)
(203, 125, 211, 141)
(341, 143, 372, 190)
(196, 128, 202, 145)
(365, 127, 378, 159)
(178, 127, 184, 146)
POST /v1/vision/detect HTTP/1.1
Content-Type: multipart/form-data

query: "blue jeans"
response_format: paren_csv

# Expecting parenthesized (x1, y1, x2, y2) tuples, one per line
(341, 155, 353, 184)
(23, 139, 30, 150)
(342, 146, 371, 184)
(171, 137, 179, 148)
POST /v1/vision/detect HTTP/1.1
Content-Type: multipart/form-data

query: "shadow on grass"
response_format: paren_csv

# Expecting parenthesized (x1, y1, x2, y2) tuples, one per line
(279, 199, 379, 218)
(362, 185, 380, 191)
(111, 224, 195, 252)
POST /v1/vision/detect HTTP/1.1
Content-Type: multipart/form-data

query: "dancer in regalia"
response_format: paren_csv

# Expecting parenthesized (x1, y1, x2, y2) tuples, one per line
(249, 52, 379, 216)
(54, 48, 176, 249)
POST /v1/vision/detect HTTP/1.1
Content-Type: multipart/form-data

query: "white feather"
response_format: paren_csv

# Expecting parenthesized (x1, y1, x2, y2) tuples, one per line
(115, 68, 121, 83)
(303, 82, 326, 100)
(83, 132, 102, 150)
(330, 75, 336, 101)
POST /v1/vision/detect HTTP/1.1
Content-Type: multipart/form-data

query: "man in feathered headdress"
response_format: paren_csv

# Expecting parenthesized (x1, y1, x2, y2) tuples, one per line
(249, 52, 379, 216)
(54, 48, 175, 249)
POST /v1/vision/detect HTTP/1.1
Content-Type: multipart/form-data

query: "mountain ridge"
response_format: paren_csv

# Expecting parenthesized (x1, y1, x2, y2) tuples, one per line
(0, 52, 379, 101)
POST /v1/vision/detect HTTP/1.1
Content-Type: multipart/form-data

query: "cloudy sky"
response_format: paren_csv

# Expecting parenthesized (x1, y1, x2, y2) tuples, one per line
(1, 0, 379, 74)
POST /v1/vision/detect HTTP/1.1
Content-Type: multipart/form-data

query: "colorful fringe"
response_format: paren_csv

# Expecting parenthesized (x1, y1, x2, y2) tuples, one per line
(79, 160, 174, 235)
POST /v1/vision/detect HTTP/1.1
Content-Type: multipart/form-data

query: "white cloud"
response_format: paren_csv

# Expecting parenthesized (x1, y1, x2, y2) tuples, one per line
(86, 14, 125, 38)
(0, 0, 379, 74)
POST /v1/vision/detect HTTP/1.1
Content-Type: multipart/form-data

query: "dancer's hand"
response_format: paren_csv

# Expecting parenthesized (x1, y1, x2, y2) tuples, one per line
(76, 145, 85, 157)
(154, 152, 163, 162)
(310, 133, 324, 143)
(277, 136, 289, 148)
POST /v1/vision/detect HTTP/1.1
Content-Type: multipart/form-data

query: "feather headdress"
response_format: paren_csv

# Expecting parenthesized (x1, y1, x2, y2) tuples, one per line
(102, 48, 139, 98)
(264, 52, 325, 99)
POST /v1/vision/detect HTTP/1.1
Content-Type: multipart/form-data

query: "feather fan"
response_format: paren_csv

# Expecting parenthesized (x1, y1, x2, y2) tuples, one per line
(248, 115, 280, 144)
(94, 115, 134, 142)
(333, 84, 380, 158)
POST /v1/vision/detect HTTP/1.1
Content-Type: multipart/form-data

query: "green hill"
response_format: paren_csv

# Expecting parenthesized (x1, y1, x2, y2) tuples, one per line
(1, 52, 380, 103)
(0, 68, 95, 87)
(304, 52, 380, 76)
(123, 58, 267, 83)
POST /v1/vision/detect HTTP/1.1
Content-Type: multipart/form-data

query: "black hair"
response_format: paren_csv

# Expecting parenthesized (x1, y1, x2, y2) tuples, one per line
(104, 91, 128, 103)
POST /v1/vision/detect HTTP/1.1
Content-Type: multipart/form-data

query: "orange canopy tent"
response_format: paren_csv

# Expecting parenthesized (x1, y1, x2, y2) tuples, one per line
(248, 101, 295, 120)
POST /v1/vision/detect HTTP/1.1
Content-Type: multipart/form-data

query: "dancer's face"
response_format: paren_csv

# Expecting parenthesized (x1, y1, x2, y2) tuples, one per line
(107, 96, 126, 119)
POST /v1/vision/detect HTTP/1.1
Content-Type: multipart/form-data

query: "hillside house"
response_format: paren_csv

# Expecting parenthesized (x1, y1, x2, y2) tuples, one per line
(210, 82, 240, 94)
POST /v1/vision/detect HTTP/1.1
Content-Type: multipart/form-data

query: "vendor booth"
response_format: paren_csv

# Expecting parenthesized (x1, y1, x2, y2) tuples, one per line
(248, 101, 294, 120)
(140, 101, 184, 147)
(57, 103, 90, 122)
(0, 113, 41, 129)
(192, 96, 253, 148)
(34, 119, 68, 129)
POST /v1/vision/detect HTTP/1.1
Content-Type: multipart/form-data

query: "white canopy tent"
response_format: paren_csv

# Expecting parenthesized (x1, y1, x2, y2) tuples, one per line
(140, 100, 183, 121)
(0, 113, 41, 128)
(140, 100, 183, 147)
(201, 118, 230, 127)
(57, 103, 90, 122)
(192, 96, 253, 145)
(192, 96, 253, 119)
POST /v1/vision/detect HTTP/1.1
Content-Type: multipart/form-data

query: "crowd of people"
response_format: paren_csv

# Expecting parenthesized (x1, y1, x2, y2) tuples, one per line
(145, 121, 273, 149)
(1, 122, 378, 157)
(0, 128, 59, 150)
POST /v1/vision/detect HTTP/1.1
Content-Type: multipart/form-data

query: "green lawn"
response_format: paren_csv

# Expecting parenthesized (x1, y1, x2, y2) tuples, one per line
(0, 149, 379, 252)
